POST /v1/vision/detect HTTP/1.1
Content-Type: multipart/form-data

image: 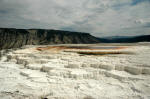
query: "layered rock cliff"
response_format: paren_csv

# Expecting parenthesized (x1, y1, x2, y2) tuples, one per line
(0, 28, 100, 49)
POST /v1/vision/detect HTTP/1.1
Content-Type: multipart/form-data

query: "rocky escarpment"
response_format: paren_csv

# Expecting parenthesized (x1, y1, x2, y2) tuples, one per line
(0, 28, 100, 49)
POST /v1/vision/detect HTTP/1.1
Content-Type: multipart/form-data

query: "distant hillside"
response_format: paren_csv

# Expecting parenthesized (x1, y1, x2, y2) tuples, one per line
(0, 28, 100, 49)
(0, 28, 150, 49)
(98, 35, 150, 43)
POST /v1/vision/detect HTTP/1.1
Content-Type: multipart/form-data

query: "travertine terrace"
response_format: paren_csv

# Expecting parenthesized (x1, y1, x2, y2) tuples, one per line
(0, 43, 150, 99)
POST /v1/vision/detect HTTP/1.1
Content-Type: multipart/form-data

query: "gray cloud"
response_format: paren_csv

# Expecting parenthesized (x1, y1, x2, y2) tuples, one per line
(0, 0, 150, 37)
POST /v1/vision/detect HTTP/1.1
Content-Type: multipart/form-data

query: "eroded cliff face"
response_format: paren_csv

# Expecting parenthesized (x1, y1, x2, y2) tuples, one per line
(0, 28, 100, 49)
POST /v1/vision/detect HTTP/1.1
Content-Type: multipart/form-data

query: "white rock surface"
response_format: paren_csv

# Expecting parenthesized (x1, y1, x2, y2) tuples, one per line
(0, 43, 150, 99)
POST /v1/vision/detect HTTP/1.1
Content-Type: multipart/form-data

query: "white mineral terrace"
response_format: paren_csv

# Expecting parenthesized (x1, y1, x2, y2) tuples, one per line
(0, 43, 150, 99)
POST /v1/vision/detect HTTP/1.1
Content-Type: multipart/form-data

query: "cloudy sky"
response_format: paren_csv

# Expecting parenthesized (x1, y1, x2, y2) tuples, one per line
(0, 0, 150, 37)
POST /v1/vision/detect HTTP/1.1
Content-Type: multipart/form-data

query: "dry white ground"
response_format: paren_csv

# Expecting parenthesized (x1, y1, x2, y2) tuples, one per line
(0, 43, 150, 99)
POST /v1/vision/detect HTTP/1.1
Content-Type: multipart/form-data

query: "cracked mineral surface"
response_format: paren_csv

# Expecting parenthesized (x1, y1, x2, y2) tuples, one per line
(0, 43, 150, 99)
